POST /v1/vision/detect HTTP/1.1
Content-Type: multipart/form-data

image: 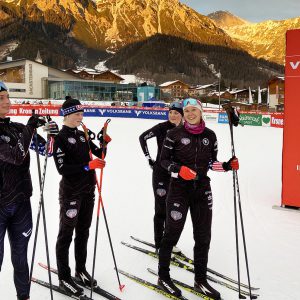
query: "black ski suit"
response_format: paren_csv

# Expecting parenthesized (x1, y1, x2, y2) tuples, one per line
(139, 121, 176, 249)
(0, 118, 34, 300)
(53, 125, 103, 280)
(158, 124, 218, 281)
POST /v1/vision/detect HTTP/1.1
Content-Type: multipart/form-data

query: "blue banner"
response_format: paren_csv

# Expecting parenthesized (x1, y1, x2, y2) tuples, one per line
(75, 107, 169, 120)
(218, 113, 229, 124)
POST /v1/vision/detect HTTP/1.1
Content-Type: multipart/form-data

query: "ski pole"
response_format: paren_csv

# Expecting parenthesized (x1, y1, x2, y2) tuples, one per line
(224, 104, 255, 299)
(229, 121, 244, 299)
(81, 121, 124, 298)
(29, 113, 53, 300)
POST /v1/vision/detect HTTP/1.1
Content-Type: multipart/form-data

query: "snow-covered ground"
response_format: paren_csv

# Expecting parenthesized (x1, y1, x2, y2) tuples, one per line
(1, 116, 299, 300)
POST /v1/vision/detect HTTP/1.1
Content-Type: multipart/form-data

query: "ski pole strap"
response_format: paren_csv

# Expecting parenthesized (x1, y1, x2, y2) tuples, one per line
(81, 122, 96, 141)
(100, 119, 111, 158)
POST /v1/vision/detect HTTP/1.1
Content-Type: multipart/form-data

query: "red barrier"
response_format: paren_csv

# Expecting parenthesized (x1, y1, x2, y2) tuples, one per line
(282, 29, 300, 207)
(8, 105, 61, 116)
(270, 114, 284, 128)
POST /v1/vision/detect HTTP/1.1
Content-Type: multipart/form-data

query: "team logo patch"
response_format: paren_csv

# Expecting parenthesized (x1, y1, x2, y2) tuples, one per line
(66, 209, 77, 218)
(181, 138, 190, 145)
(156, 188, 166, 197)
(0, 135, 10, 143)
(58, 158, 63, 164)
(170, 210, 182, 221)
(80, 136, 85, 142)
(56, 147, 62, 153)
(202, 138, 209, 146)
(68, 137, 76, 144)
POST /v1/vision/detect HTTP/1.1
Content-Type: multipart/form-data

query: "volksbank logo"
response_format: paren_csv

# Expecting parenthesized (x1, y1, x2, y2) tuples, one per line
(290, 61, 300, 70)
(98, 109, 106, 115)
(135, 110, 167, 117)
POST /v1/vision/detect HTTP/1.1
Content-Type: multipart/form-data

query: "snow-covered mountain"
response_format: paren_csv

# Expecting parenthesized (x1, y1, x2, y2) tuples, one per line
(207, 10, 250, 28)
(0, 0, 236, 51)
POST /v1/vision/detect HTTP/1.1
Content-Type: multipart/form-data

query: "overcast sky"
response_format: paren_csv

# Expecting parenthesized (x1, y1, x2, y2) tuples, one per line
(180, 0, 300, 22)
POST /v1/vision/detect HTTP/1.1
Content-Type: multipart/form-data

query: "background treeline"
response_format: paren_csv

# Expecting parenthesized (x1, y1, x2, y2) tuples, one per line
(107, 34, 284, 88)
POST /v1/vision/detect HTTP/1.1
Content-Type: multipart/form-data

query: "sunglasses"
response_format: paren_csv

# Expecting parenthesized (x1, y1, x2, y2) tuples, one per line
(0, 82, 8, 92)
(169, 102, 182, 109)
(182, 98, 200, 107)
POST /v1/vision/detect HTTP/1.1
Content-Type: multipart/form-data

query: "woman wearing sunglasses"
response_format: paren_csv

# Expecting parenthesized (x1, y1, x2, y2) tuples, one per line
(157, 98, 239, 299)
(139, 102, 183, 253)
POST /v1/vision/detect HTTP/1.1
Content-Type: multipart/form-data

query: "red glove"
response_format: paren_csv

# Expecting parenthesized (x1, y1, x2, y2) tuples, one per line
(223, 156, 239, 171)
(104, 134, 112, 143)
(179, 166, 197, 180)
(85, 158, 106, 171)
(230, 157, 239, 170)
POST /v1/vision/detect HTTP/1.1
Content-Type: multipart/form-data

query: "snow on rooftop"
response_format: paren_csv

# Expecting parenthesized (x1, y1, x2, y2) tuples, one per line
(159, 80, 180, 87)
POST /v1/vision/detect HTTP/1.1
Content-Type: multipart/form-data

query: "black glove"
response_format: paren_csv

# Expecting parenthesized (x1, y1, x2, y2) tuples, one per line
(222, 156, 239, 171)
(27, 115, 46, 128)
(146, 156, 155, 169)
(222, 103, 240, 127)
(97, 129, 112, 145)
(44, 121, 59, 136)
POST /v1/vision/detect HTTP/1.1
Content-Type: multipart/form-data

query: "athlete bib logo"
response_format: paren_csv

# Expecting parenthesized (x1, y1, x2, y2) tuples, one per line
(170, 210, 182, 221)
(68, 137, 76, 144)
(0, 135, 10, 143)
(80, 136, 85, 142)
(202, 138, 209, 146)
(156, 188, 166, 197)
(181, 138, 190, 145)
(66, 209, 77, 218)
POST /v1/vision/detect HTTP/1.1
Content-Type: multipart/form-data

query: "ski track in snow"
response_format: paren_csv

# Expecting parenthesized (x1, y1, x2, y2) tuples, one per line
(0, 116, 299, 300)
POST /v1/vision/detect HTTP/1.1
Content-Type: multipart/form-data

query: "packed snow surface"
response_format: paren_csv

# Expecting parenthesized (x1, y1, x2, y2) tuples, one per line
(1, 116, 299, 300)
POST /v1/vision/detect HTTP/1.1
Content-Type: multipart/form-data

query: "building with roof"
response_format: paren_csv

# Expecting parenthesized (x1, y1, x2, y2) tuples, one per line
(0, 58, 159, 101)
(268, 76, 284, 108)
(159, 80, 190, 100)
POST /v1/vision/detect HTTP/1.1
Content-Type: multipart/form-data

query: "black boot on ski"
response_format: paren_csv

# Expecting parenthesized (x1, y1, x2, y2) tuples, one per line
(59, 277, 84, 297)
(158, 277, 182, 297)
(75, 269, 97, 287)
(194, 279, 221, 300)
(17, 295, 29, 300)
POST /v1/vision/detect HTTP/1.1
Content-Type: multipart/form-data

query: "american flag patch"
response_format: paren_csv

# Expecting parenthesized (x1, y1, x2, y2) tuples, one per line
(211, 161, 225, 172)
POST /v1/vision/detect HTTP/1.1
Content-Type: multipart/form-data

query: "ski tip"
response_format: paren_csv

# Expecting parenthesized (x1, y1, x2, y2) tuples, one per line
(119, 284, 125, 292)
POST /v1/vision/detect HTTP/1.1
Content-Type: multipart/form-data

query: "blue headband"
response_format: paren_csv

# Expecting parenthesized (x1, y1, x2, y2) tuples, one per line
(62, 105, 84, 116)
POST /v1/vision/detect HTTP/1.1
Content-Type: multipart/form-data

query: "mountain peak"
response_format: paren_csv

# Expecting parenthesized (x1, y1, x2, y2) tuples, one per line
(207, 10, 250, 28)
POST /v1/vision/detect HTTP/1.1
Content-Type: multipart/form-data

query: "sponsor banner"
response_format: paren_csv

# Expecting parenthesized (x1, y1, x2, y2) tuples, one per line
(261, 115, 271, 127)
(240, 114, 262, 126)
(90, 108, 168, 119)
(285, 30, 300, 78)
(282, 29, 300, 207)
(132, 109, 168, 119)
(218, 113, 229, 124)
(270, 114, 284, 128)
(203, 112, 218, 123)
(8, 105, 60, 116)
(93, 108, 135, 118)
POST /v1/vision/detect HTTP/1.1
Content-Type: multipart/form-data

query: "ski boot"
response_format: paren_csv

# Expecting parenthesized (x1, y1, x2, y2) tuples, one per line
(194, 279, 221, 300)
(59, 277, 84, 297)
